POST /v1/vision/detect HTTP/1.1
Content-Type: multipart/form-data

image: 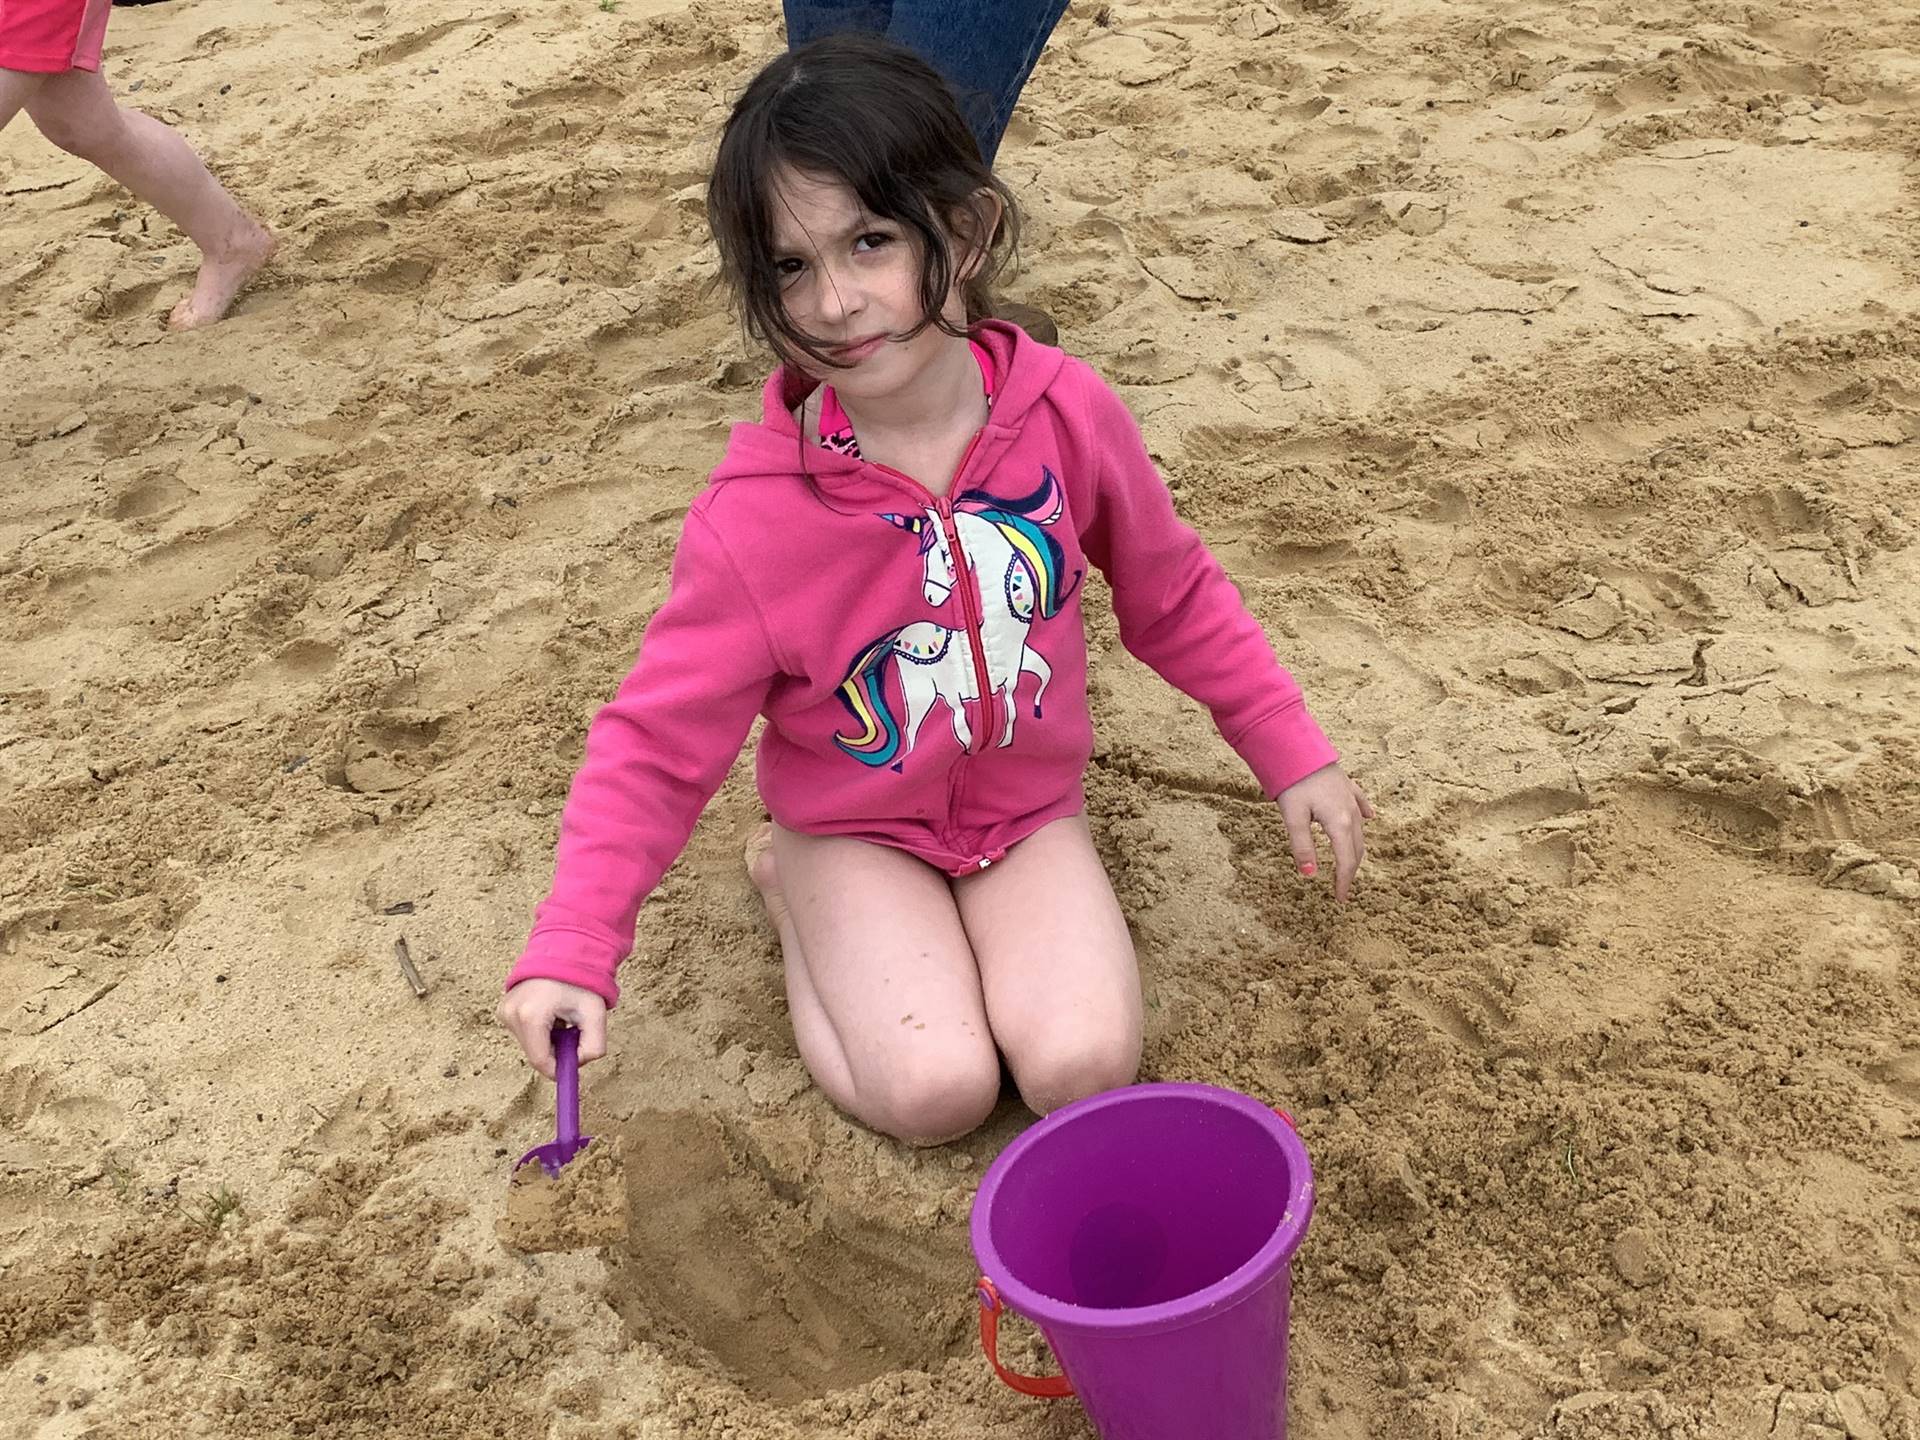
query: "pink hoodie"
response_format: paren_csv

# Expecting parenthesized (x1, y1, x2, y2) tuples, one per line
(506, 322, 1338, 1007)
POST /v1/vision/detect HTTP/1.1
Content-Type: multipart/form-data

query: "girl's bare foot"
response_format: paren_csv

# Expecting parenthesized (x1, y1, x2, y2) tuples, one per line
(168, 218, 275, 330)
(746, 823, 790, 933)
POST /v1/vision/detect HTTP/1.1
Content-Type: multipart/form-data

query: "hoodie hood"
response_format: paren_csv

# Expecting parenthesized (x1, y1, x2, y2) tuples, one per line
(710, 320, 1069, 493)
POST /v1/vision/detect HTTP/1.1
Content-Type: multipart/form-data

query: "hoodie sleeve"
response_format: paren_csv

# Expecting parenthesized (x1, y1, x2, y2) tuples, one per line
(505, 504, 777, 1008)
(1074, 370, 1339, 799)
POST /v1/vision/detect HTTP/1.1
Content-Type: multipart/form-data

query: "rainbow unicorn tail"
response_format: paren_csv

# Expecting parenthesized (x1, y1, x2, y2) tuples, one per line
(833, 629, 905, 771)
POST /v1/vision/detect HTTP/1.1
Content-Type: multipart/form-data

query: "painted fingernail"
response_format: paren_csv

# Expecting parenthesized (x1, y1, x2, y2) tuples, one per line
(1300, 863, 1317, 876)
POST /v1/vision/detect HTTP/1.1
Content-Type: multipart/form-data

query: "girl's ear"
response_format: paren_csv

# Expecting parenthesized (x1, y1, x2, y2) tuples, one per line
(952, 187, 1006, 282)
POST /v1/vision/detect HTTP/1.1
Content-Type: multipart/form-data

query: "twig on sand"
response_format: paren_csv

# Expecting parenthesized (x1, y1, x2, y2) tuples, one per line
(1561, 1133, 1582, 1187)
(394, 937, 429, 998)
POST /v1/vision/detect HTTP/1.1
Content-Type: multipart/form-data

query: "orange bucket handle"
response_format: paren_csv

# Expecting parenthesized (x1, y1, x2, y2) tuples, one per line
(976, 1277, 1074, 1398)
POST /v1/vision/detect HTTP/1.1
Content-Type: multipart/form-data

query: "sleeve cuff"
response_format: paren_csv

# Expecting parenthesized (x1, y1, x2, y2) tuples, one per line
(1229, 704, 1341, 800)
(504, 952, 622, 1010)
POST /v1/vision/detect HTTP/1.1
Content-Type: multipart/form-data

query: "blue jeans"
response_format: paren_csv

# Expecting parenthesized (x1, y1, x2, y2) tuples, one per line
(783, 0, 1069, 164)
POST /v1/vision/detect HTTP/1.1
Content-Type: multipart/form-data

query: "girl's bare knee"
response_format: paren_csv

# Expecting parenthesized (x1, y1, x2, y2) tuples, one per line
(32, 105, 122, 162)
(874, 1050, 1001, 1146)
(1013, 1032, 1141, 1117)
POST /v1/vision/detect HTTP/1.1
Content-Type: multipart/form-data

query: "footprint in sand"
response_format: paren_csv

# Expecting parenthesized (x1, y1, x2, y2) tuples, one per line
(1074, 29, 1192, 89)
(301, 214, 390, 265)
(50, 525, 261, 631)
(1452, 785, 1595, 889)
(353, 253, 437, 296)
(1393, 970, 1517, 1057)
(103, 471, 194, 523)
(360, 12, 517, 69)
(1278, 122, 1411, 207)
(332, 709, 447, 795)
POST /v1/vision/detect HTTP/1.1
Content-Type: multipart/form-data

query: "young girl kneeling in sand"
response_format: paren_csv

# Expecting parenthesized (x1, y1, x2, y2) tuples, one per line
(499, 34, 1371, 1144)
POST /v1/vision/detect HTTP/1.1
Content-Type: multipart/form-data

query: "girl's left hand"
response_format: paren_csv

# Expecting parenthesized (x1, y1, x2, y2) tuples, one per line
(1276, 763, 1375, 902)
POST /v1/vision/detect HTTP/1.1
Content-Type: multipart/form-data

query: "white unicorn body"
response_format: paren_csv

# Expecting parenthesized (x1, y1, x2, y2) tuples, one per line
(889, 508, 1052, 753)
(833, 471, 1077, 770)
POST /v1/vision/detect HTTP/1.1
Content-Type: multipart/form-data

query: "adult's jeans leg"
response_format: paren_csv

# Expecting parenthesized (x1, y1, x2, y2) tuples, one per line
(784, 0, 1070, 165)
(886, 0, 1069, 164)
(782, 0, 893, 49)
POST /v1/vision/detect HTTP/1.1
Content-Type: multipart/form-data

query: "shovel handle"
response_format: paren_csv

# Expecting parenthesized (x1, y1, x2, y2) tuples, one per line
(976, 1278, 1073, 1398)
(552, 1023, 581, 1146)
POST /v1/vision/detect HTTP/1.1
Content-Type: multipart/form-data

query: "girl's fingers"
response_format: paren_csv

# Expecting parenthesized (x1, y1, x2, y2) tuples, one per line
(575, 1007, 609, 1065)
(1329, 820, 1362, 902)
(519, 1017, 558, 1081)
(1353, 782, 1376, 821)
(1281, 805, 1320, 877)
(499, 982, 612, 1081)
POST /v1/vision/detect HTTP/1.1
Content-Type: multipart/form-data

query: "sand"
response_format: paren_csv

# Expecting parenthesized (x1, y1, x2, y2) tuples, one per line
(499, 1137, 629, 1254)
(2, 0, 1917, 1435)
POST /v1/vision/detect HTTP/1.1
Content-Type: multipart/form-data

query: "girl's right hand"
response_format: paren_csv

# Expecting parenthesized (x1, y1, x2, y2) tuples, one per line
(497, 979, 609, 1081)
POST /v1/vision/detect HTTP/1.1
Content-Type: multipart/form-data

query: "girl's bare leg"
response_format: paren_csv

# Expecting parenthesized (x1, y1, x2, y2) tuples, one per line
(749, 824, 1002, 1144)
(24, 65, 273, 329)
(954, 813, 1142, 1114)
(1, 67, 48, 130)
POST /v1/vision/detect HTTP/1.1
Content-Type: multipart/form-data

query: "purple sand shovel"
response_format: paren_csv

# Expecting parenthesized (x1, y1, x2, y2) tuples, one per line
(514, 1023, 593, 1178)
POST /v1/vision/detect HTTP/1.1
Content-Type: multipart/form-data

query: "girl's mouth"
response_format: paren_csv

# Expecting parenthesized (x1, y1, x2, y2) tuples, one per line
(832, 334, 887, 363)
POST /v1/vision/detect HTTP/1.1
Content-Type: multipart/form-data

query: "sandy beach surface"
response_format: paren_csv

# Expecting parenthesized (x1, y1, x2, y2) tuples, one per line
(3, 0, 1918, 1435)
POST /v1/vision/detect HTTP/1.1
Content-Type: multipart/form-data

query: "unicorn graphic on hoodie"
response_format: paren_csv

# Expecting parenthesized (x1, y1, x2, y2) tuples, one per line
(833, 469, 1080, 770)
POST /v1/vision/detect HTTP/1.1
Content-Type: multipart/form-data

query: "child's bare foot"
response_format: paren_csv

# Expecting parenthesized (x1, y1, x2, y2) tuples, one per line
(746, 823, 790, 933)
(168, 218, 275, 331)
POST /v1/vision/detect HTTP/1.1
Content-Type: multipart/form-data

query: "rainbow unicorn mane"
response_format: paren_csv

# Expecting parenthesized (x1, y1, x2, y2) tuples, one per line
(958, 467, 1081, 620)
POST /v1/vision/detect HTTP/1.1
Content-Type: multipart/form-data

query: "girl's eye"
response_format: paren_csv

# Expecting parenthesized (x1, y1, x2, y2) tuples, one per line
(854, 232, 893, 253)
(774, 257, 805, 283)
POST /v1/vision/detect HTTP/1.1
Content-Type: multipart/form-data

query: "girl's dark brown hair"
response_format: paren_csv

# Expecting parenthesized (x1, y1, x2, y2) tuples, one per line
(706, 32, 1021, 372)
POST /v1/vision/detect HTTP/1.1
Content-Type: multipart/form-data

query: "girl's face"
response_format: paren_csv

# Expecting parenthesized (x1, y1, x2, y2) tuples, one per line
(766, 166, 977, 404)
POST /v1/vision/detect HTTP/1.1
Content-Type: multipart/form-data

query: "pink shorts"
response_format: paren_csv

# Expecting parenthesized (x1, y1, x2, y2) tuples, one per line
(0, 0, 111, 74)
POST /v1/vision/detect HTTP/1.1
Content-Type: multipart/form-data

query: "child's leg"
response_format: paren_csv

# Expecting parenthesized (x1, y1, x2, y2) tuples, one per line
(24, 65, 273, 329)
(749, 824, 1002, 1144)
(2, 68, 48, 130)
(954, 814, 1142, 1114)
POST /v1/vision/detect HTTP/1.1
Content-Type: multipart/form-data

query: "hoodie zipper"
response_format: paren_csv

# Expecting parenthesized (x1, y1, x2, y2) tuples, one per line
(869, 432, 994, 755)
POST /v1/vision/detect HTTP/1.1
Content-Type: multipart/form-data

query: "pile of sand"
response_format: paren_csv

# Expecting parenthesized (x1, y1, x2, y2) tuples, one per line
(499, 1136, 628, 1253)
(2, 0, 1916, 1435)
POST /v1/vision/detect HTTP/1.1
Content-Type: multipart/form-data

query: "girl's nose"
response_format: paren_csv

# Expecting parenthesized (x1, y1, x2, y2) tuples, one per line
(812, 260, 866, 324)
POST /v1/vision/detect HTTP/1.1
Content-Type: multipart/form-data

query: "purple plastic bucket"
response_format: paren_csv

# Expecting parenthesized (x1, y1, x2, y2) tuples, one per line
(969, 1083, 1314, 1440)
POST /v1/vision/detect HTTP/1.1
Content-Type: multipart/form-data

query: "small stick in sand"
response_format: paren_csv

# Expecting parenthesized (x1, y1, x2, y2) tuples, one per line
(394, 937, 428, 998)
